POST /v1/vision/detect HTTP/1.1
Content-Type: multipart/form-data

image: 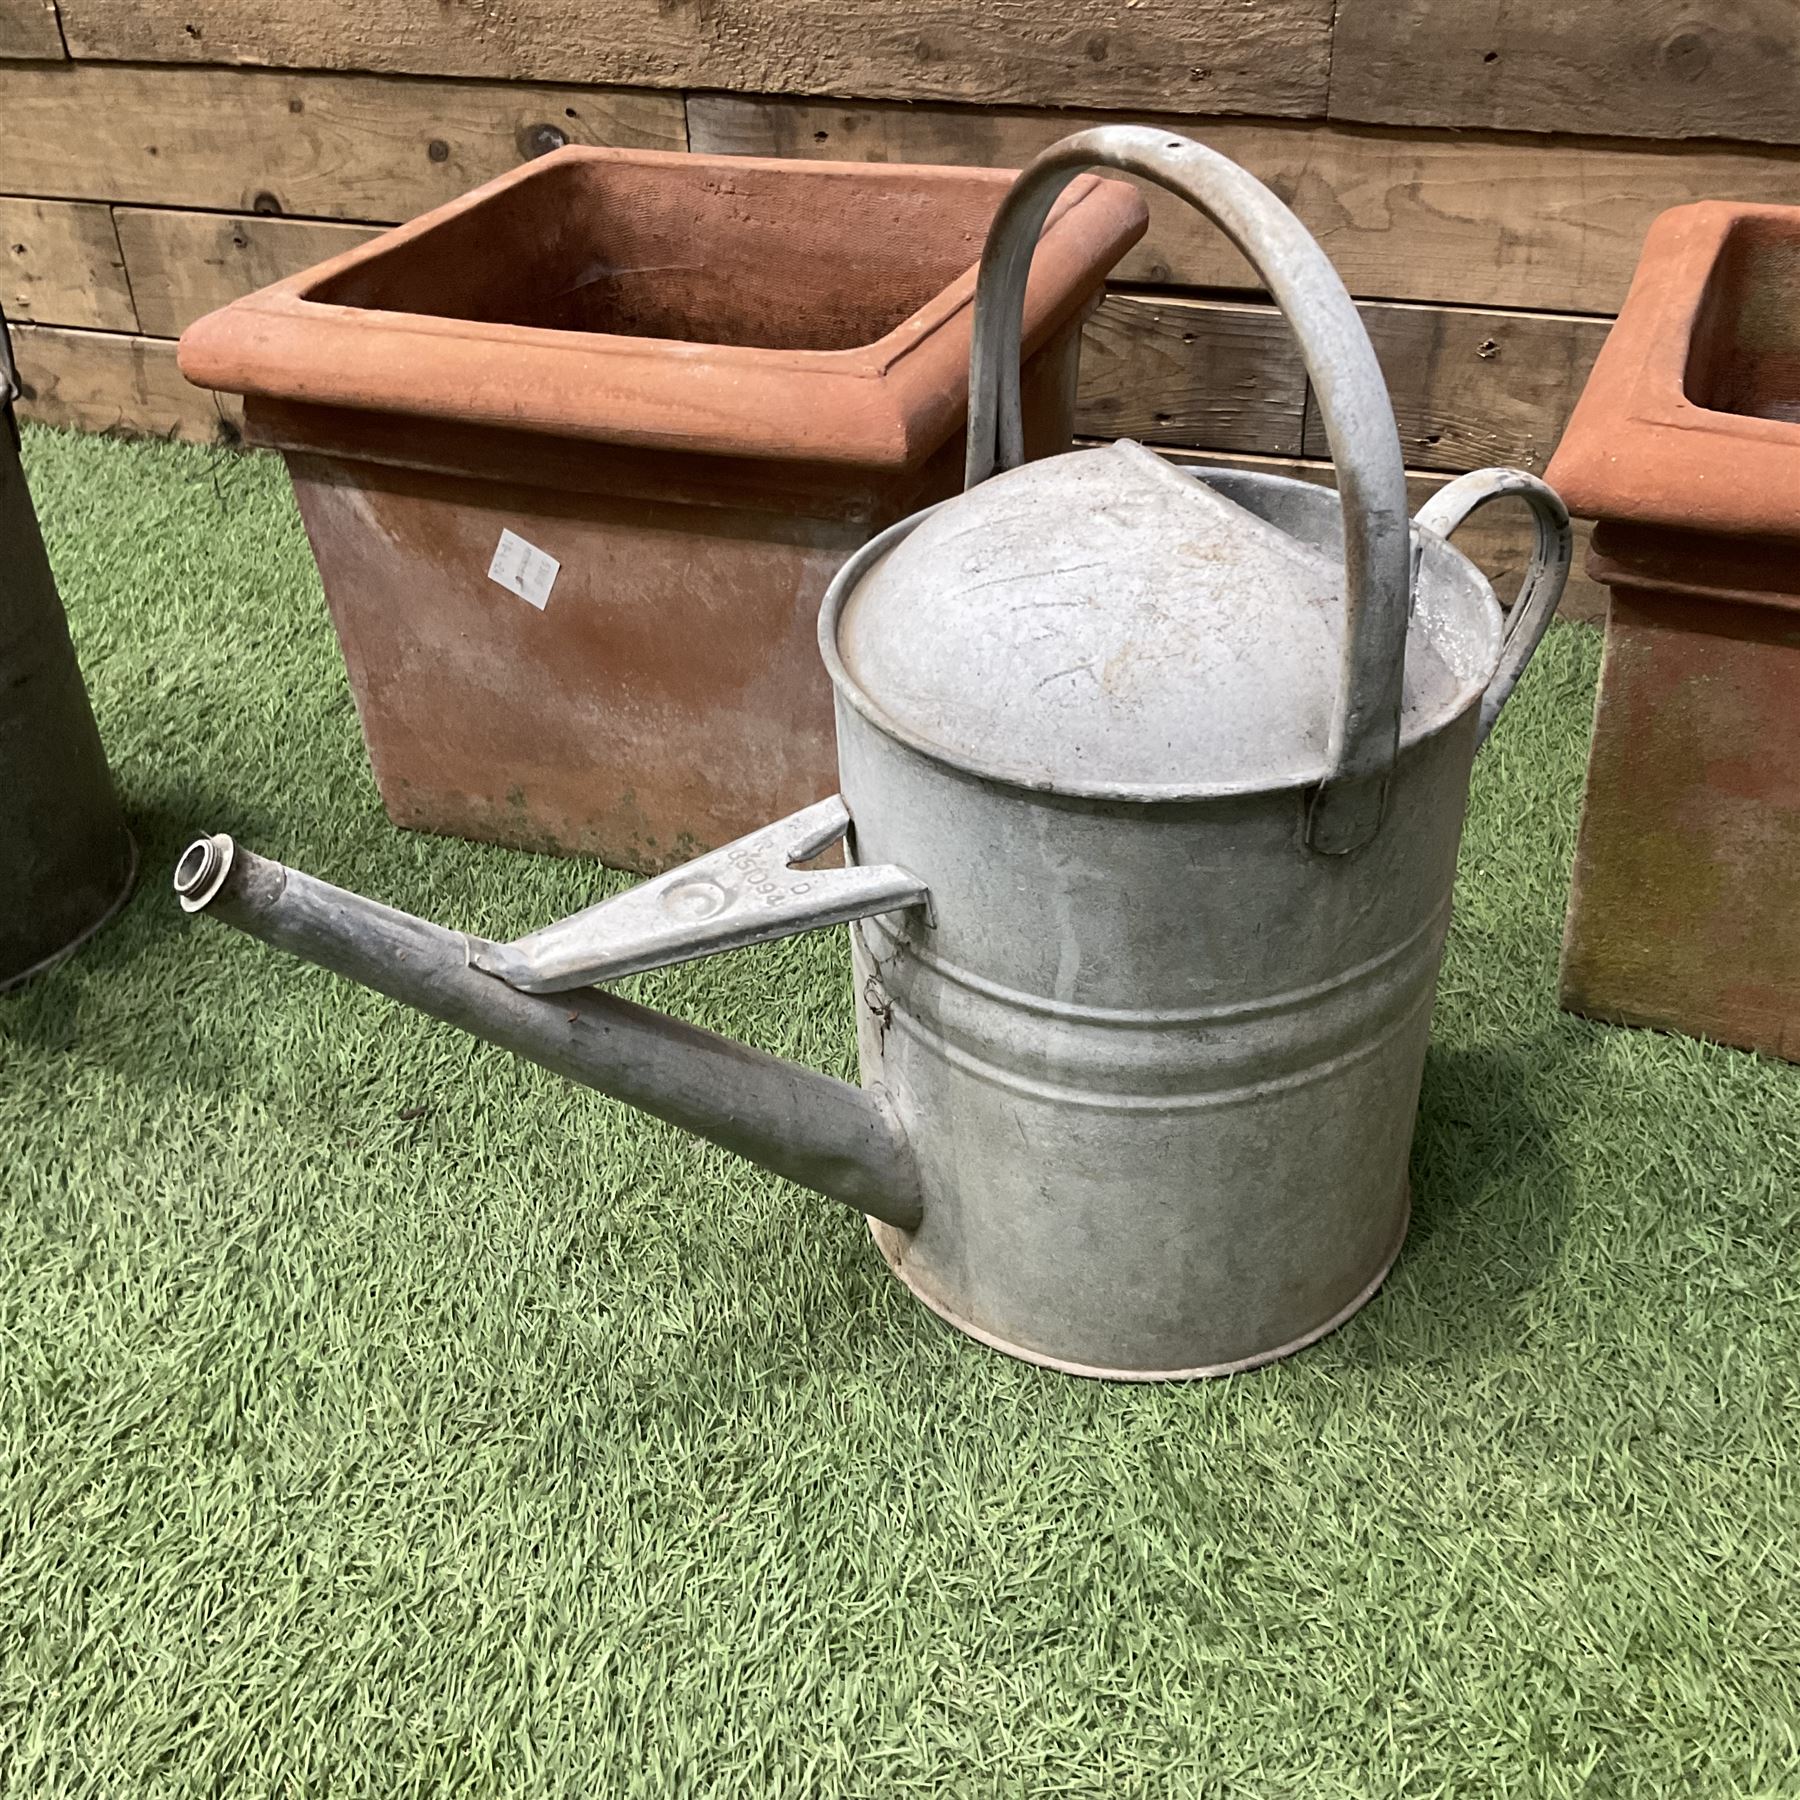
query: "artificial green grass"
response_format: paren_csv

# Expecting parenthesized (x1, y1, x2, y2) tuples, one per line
(3, 423, 1798, 1798)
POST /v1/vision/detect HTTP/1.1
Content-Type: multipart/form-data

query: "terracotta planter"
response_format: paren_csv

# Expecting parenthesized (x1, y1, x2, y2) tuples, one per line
(179, 147, 1146, 872)
(1546, 202, 1800, 1061)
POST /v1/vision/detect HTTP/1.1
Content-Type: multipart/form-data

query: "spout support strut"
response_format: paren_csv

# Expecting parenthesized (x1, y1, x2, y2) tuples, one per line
(472, 796, 929, 993)
(175, 836, 924, 1230)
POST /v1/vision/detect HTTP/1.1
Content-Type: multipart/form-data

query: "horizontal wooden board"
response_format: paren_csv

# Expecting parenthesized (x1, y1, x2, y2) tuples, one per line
(1077, 296, 1302, 454)
(1077, 294, 1605, 476)
(0, 0, 63, 57)
(1302, 303, 1610, 475)
(0, 197, 134, 330)
(1331, 0, 1800, 146)
(114, 209, 379, 338)
(55, 0, 1329, 117)
(10, 324, 241, 443)
(89, 227, 1603, 481)
(0, 64, 683, 220)
(689, 94, 1800, 315)
(12, 315, 1610, 622)
(1154, 447, 1607, 625)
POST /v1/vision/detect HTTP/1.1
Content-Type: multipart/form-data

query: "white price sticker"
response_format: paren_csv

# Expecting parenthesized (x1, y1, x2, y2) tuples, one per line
(487, 528, 560, 611)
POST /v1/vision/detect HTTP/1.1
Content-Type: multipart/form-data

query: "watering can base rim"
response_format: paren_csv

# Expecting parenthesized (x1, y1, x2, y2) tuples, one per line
(867, 1185, 1408, 1382)
(0, 829, 138, 995)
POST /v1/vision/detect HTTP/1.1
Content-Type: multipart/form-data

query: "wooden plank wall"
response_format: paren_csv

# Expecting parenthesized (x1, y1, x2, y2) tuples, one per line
(7, 2, 1800, 620)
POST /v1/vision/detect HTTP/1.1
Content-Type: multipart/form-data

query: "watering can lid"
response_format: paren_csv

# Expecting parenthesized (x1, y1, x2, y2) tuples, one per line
(829, 441, 1492, 797)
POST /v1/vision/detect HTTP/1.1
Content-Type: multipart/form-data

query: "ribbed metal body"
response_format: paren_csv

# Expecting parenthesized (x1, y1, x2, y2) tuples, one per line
(836, 639, 1477, 1378)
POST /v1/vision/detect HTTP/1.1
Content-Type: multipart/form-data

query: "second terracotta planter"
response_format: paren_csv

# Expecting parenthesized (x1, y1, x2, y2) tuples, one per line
(179, 147, 1147, 871)
(1548, 201, 1800, 1062)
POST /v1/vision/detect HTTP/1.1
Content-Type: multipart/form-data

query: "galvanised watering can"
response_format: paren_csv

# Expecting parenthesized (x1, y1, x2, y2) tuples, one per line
(175, 128, 1571, 1379)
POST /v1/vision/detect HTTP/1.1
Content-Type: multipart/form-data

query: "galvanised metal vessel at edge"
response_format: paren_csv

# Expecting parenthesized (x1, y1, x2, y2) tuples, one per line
(174, 127, 1572, 1378)
(1, 304, 136, 991)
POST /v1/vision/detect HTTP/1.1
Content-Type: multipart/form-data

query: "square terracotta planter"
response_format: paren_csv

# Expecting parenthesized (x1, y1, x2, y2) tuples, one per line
(1546, 202, 1800, 1061)
(179, 147, 1146, 872)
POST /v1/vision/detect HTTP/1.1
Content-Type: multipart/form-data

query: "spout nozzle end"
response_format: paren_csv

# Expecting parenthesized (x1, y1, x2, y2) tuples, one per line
(174, 833, 235, 913)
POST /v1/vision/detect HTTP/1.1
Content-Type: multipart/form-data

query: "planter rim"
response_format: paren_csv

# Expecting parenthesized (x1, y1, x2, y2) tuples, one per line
(1547, 200, 1800, 540)
(1585, 517, 1800, 613)
(178, 145, 1148, 471)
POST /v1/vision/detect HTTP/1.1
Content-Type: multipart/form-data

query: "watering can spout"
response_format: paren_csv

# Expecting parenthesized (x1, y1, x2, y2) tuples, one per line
(172, 828, 925, 1230)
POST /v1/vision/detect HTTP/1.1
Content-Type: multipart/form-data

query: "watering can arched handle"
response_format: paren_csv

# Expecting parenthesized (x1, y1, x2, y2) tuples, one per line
(1413, 468, 1573, 749)
(967, 126, 1411, 853)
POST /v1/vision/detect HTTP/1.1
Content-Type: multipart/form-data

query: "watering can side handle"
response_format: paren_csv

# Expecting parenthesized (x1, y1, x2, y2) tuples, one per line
(1413, 468, 1573, 748)
(965, 125, 1411, 855)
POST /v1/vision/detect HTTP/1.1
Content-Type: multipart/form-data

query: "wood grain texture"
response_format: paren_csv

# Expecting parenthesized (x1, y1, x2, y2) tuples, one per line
(689, 94, 1800, 314)
(1302, 304, 1611, 475)
(1330, 0, 1800, 146)
(0, 64, 683, 219)
(0, 198, 134, 331)
(114, 210, 379, 338)
(0, 0, 63, 57)
(1154, 448, 1607, 625)
(87, 230, 1604, 483)
(9, 324, 241, 442)
(55, 0, 1330, 117)
(1087, 295, 1606, 475)
(1077, 295, 1303, 454)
